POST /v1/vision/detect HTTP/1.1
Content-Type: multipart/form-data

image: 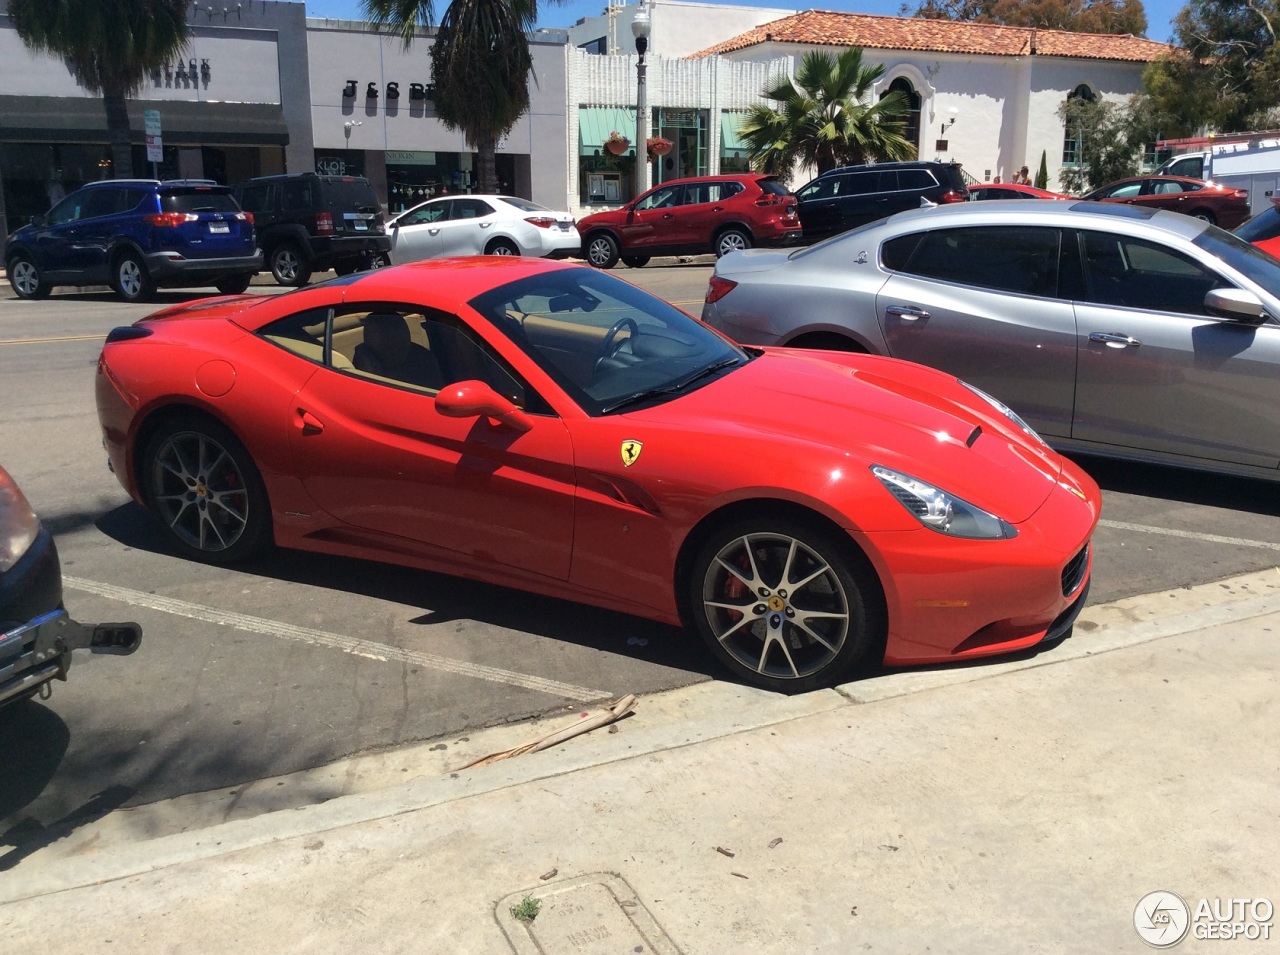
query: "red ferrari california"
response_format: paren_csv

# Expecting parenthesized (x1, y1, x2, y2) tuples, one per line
(96, 258, 1100, 692)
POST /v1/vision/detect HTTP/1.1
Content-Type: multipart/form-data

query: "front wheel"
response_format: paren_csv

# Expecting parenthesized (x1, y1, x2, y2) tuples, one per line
(8, 254, 50, 299)
(141, 415, 272, 565)
(688, 516, 883, 693)
(1192, 210, 1217, 226)
(584, 233, 620, 269)
(715, 229, 752, 257)
(113, 251, 154, 303)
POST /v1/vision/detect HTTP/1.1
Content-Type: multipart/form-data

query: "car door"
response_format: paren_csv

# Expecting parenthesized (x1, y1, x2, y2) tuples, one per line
(284, 302, 576, 578)
(673, 181, 720, 249)
(389, 199, 449, 263)
(39, 187, 126, 281)
(875, 224, 1078, 437)
(1071, 229, 1280, 467)
(795, 174, 846, 239)
(621, 185, 684, 251)
(435, 197, 497, 256)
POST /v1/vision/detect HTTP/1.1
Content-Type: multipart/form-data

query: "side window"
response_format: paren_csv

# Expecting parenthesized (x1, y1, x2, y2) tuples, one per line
(891, 226, 1062, 297)
(282, 180, 310, 209)
(684, 184, 710, 205)
(258, 307, 344, 367)
(636, 186, 682, 210)
(1080, 231, 1227, 315)
(451, 198, 494, 219)
(237, 184, 269, 213)
(1151, 180, 1185, 196)
(78, 188, 124, 219)
(46, 193, 84, 226)
(719, 181, 744, 200)
(898, 169, 935, 190)
(1166, 156, 1203, 179)
(1103, 182, 1142, 199)
(403, 201, 448, 225)
(844, 172, 881, 196)
(798, 177, 839, 201)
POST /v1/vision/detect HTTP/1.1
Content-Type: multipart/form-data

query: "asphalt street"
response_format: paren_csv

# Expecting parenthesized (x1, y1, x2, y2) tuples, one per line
(4, 263, 1280, 869)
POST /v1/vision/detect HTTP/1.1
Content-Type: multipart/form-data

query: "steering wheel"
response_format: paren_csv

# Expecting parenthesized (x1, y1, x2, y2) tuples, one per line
(599, 317, 639, 361)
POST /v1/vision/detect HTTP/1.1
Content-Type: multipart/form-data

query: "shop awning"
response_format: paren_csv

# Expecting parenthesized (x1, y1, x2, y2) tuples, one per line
(0, 96, 290, 145)
(721, 112, 750, 152)
(579, 106, 637, 151)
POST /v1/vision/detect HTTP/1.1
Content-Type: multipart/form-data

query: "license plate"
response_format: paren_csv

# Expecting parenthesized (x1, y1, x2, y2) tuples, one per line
(209, 223, 229, 234)
(354, 221, 368, 231)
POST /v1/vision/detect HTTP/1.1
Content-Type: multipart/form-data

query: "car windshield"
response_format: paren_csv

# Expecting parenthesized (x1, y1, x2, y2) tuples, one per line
(470, 267, 749, 415)
(1234, 207, 1280, 244)
(1193, 226, 1280, 298)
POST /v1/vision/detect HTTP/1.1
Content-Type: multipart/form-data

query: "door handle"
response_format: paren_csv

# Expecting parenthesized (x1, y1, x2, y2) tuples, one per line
(885, 305, 930, 322)
(294, 409, 324, 436)
(662, 213, 675, 219)
(1089, 332, 1141, 348)
(428, 228, 440, 235)
(479, 222, 492, 228)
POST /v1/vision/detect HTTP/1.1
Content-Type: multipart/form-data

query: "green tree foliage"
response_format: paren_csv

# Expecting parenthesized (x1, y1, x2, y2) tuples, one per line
(363, 0, 542, 192)
(906, 0, 1147, 35)
(738, 48, 914, 180)
(8, 0, 190, 179)
(1056, 95, 1143, 192)
(1035, 149, 1049, 189)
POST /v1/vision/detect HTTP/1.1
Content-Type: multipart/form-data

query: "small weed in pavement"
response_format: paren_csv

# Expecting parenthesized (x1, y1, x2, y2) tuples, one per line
(511, 895, 541, 923)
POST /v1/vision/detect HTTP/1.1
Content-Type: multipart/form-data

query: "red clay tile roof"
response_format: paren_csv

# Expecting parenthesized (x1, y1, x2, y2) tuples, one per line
(692, 10, 1175, 62)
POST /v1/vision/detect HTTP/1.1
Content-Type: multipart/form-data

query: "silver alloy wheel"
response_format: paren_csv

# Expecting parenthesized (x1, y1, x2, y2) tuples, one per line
(11, 259, 40, 296)
(273, 247, 302, 282)
(717, 231, 749, 256)
(117, 257, 145, 298)
(701, 531, 850, 680)
(587, 236, 616, 267)
(488, 241, 518, 256)
(149, 430, 251, 553)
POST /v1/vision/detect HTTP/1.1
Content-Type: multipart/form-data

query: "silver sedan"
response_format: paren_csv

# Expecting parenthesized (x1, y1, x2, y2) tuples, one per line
(702, 200, 1280, 482)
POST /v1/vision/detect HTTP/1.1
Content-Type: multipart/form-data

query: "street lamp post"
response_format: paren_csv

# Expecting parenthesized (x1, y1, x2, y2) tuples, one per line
(632, 3, 651, 196)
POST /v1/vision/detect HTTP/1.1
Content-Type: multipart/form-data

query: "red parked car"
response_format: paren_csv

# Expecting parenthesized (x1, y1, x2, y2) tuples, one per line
(95, 258, 1099, 693)
(577, 173, 802, 269)
(968, 183, 1069, 201)
(1234, 196, 1280, 259)
(1081, 175, 1251, 228)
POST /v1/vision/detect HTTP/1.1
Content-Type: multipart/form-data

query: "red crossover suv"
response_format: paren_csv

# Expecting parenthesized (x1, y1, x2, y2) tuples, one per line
(577, 173, 802, 268)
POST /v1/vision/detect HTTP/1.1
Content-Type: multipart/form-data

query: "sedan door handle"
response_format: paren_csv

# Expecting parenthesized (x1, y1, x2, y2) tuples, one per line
(294, 409, 324, 436)
(885, 305, 930, 322)
(428, 228, 441, 235)
(1089, 332, 1141, 348)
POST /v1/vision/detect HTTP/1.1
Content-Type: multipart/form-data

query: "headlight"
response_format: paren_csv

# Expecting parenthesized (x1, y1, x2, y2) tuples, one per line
(959, 380, 1044, 446)
(872, 465, 1017, 540)
(0, 467, 41, 573)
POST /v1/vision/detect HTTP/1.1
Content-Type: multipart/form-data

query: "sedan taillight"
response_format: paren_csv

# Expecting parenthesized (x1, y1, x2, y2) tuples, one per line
(144, 212, 198, 227)
(937, 190, 968, 204)
(705, 275, 738, 304)
(525, 216, 557, 229)
(315, 211, 334, 234)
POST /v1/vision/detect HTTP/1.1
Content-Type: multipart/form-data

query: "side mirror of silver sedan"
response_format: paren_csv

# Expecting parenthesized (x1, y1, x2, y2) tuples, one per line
(1205, 287, 1267, 323)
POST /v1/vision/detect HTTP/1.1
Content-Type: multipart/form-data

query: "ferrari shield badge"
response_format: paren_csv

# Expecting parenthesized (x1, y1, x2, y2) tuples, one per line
(620, 439, 643, 468)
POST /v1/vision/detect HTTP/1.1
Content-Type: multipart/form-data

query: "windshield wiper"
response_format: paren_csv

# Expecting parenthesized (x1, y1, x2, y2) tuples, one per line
(600, 358, 742, 414)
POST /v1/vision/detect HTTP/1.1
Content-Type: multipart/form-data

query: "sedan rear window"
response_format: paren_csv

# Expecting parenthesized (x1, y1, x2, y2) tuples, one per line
(884, 226, 1062, 297)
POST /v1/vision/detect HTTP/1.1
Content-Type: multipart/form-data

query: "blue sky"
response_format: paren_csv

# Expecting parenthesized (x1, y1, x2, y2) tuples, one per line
(303, 0, 1183, 44)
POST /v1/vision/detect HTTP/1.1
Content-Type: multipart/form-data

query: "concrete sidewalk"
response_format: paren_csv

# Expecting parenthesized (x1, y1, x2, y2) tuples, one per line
(2, 570, 1278, 953)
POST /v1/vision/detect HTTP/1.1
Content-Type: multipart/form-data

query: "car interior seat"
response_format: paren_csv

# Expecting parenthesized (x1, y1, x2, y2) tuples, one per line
(353, 312, 442, 389)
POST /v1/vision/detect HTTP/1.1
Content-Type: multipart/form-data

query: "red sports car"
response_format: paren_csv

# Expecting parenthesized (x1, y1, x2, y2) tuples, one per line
(95, 259, 1100, 692)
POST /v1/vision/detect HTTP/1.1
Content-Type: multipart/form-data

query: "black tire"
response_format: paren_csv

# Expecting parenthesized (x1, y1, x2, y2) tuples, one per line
(7, 254, 50, 299)
(485, 238, 520, 256)
(113, 250, 155, 303)
(622, 255, 650, 268)
(215, 274, 252, 295)
(584, 232, 620, 269)
(1192, 209, 1217, 226)
(269, 243, 312, 286)
(715, 228, 752, 258)
(141, 415, 272, 565)
(366, 252, 389, 270)
(687, 515, 884, 693)
(332, 262, 356, 277)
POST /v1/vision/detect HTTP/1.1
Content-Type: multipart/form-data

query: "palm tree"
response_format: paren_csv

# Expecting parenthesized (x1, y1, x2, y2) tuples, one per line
(739, 48, 915, 179)
(362, 0, 540, 193)
(8, 0, 190, 179)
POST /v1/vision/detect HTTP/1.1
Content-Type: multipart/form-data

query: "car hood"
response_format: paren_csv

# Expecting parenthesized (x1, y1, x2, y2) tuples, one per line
(631, 349, 1066, 525)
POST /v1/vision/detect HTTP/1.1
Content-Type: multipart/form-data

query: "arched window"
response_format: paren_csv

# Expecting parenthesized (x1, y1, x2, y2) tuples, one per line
(882, 77, 921, 158)
(1062, 84, 1095, 165)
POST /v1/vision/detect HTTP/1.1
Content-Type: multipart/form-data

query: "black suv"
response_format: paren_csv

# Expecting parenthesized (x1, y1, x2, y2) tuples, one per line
(795, 161, 969, 241)
(232, 173, 391, 286)
(4, 179, 260, 302)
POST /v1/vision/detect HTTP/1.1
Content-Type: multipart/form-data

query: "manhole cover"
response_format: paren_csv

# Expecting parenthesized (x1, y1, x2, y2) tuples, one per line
(496, 872, 681, 954)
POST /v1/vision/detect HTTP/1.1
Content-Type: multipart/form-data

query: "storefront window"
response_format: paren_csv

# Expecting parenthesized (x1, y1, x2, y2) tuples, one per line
(654, 109, 707, 185)
(578, 106, 637, 204)
(721, 112, 750, 174)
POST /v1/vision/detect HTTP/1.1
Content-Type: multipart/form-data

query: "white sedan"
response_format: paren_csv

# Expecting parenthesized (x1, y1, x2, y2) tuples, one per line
(387, 195, 580, 262)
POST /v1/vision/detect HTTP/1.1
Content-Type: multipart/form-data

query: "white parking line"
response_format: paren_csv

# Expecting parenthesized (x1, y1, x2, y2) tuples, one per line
(63, 575, 610, 703)
(1098, 518, 1280, 551)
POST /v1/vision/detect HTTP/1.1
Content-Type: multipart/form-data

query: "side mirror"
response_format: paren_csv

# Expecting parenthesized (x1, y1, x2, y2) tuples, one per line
(1205, 287, 1267, 323)
(435, 380, 531, 431)
(30, 213, 46, 228)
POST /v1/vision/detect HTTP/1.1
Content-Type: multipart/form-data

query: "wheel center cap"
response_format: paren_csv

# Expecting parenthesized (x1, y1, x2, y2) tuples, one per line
(768, 595, 786, 612)
(195, 483, 209, 498)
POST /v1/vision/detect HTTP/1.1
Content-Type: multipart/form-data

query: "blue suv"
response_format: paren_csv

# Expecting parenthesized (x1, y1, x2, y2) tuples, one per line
(4, 179, 262, 302)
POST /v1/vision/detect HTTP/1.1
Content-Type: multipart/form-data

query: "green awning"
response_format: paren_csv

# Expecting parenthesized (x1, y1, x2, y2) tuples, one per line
(721, 112, 749, 152)
(579, 107, 637, 152)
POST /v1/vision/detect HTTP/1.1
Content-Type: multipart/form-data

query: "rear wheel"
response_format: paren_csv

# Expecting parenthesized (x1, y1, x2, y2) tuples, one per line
(485, 238, 520, 256)
(215, 274, 252, 295)
(1192, 209, 1217, 226)
(716, 228, 752, 257)
(269, 243, 311, 286)
(622, 255, 650, 268)
(113, 251, 154, 303)
(366, 251, 389, 270)
(8, 254, 49, 299)
(141, 415, 272, 565)
(688, 515, 883, 693)
(584, 233, 620, 269)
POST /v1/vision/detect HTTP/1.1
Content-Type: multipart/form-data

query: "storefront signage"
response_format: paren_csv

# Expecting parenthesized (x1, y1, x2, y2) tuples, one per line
(386, 151, 437, 165)
(316, 155, 364, 177)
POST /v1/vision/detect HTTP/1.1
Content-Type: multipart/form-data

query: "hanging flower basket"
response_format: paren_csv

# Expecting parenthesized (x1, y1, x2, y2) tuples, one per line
(646, 136, 673, 161)
(605, 131, 631, 156)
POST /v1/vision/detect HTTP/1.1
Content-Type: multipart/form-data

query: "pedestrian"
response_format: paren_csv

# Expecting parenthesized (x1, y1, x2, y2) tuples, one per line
(1016, 165, 1031, 185)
